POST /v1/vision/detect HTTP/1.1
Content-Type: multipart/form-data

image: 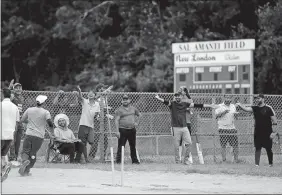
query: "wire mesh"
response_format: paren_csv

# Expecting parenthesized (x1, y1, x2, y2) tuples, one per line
(18, 91, 282, 165)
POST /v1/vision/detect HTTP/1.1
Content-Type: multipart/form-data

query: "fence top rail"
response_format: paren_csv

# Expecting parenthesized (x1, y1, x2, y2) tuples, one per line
(19, 90, 282, 97)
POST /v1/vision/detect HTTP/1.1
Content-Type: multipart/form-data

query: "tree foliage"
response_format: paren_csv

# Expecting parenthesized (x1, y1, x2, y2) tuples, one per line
(1, 0, 281, 94)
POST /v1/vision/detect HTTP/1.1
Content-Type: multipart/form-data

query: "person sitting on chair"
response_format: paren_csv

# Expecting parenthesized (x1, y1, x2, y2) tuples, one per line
(53, 113, 84, 163)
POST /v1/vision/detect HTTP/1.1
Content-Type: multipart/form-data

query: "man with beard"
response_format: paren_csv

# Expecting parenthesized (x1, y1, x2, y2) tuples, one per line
(115, 95, 141, 164)
(76, 86, 100, 163)
(236, 94, 278, 167)
(8, 80, 25, 166)
(53, 113, 84, 163)
(155, 92, 215, 165)
(215, 94, 239, 163)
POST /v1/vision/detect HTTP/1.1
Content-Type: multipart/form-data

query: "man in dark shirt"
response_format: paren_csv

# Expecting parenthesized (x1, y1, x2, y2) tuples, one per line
(8, 82, 25, 165)
(155, 91, 215, 165)
(236, 94, 278, 167)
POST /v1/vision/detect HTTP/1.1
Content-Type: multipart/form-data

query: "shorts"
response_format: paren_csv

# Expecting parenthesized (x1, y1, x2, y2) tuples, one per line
(1, 140, 13, 156)
(219, 129, 238, 148)
(172, 127, 192, 146)
(254, 134, 272, 149)
(78, 125, 95, 145)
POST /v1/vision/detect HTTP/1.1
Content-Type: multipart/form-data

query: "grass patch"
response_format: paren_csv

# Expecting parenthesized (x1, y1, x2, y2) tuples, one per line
(33, 161, 282, 178)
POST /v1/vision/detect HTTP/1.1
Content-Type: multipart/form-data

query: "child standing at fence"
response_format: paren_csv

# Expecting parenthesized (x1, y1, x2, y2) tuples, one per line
(19, 95, 54, 176)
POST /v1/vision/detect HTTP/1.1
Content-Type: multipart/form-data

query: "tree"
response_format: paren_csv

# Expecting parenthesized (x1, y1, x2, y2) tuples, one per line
(256, 0, 282, 94)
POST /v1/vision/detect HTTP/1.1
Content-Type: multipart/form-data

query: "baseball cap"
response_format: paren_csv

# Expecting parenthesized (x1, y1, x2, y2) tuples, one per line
(174, 92, 181, 97)
(13, 83, 22, 89)
(122, 95, 129, 100)
(95, 83, 109, 92)
(36, 95, 48, 104)
(254, 94, 265, 99)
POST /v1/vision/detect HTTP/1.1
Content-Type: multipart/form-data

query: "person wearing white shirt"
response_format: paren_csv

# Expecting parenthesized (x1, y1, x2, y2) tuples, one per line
(1, 88, 20, 182)
(75, 86, 100, 163)
(215, 94, 239, 163)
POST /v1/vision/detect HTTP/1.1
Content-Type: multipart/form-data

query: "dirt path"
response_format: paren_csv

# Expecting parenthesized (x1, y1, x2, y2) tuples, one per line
(2, 168, 282, 194)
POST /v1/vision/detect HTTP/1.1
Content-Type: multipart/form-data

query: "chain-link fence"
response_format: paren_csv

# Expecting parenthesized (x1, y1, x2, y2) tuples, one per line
(18, 91, 282, 165)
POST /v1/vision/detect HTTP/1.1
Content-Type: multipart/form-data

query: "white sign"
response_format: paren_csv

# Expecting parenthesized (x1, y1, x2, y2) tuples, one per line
(209, 66, 222, 72)
(174, 50, 251, 67)
(176, 68, 190, 74)
(195, 67, 204, 73)
(228, 66, 236, 72)
(172, 39, 255, 53)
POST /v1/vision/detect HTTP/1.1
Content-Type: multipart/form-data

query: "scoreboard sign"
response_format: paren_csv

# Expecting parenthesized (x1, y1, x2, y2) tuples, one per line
(172, 39, 255, 94)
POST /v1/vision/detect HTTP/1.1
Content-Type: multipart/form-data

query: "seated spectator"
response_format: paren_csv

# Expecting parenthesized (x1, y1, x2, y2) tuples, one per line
(53, 113, 84, 163)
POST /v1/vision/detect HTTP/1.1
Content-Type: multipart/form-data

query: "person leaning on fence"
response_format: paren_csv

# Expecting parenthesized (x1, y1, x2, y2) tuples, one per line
(8, 80, 25, 166)
(1, 88, 20, 182)
(236, 94, 278, 167)
(115, 95, 141, 164)
(19, 95, 54, 176)
(75, 86, 100, 163)
(53, 113, 84, 163)
(155, 91, 215, 165)
(215, 94, 240, 163)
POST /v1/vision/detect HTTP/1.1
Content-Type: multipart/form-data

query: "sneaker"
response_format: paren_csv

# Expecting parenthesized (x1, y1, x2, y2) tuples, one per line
(132, 161, 140, 164)
(18, 160, 30, 176)
(184, 159, 192, 166)
(269, 164, 273, 167)
(255, 164, 259, 167)
(22, 172, 32, 177)
(11, 161, 21, 167)
(1, 163, 12, 182)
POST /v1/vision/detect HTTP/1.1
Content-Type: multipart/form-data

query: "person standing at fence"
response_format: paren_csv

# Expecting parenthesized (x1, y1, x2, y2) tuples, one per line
(1, 88, 20, 182)
(178, 87, 194, 163)
(19, 95, 54, 176)
(115, 95, 141, 164)
(215, 94, 239, 163)
(155, 92, 215, 165)
(8, 80, 25, 166)
(76, 86, 100, 163)
(236, 94, 278, 167)
(89, 83, 110, 160)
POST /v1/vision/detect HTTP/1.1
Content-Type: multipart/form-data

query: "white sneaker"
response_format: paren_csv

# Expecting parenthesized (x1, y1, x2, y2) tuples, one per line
(188, 155, 193, 164)
(11, 161, 21, 167)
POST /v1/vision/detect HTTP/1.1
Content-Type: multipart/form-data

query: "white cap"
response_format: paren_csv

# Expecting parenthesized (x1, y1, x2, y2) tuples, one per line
(36, 95, 48, 104)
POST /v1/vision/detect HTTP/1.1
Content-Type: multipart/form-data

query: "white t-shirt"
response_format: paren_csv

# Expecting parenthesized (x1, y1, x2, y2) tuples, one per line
(215, 103, 237, 129)
(1, 98, 20, 140)
(79, 98, 100, 128)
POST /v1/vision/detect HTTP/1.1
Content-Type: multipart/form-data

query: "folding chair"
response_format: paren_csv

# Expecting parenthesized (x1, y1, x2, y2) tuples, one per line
(45, 138, 70, 163)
